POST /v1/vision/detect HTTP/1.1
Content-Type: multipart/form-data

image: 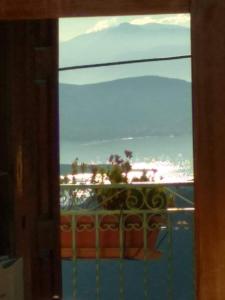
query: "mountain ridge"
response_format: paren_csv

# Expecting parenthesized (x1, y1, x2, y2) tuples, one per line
(60, 75, 190, 87)
(59, 75, 192, 142)
(61, 22, 189, 44)
(59, 22, 191, 84)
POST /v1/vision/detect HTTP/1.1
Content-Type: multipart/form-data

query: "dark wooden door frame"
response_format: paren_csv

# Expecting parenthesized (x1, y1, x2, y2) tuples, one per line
(0, 20, 61, 300)
(191, 1, 225, 299)
(1, 1, 225, 300)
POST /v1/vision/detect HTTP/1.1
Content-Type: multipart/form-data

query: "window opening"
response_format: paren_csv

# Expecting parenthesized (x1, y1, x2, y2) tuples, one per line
(59, 14, 195, 300)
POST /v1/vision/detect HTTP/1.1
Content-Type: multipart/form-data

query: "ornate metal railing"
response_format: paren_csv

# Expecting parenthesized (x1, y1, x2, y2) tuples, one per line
(60, 182, 195, 300)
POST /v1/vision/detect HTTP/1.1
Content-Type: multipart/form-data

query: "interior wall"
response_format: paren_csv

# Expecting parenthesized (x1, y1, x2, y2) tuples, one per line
(0, 0, 189, 19)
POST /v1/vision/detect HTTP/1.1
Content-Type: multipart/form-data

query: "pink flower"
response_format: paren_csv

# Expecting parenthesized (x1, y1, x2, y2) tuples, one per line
(124, 150, 133, 159)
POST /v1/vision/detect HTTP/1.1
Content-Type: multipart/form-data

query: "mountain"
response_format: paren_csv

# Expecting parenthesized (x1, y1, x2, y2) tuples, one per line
(59, 23, 191, 84)
(59, 76, 192, 142)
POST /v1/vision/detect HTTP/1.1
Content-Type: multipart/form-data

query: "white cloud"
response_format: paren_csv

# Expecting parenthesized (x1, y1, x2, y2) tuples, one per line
(130, 14, 190, 27)
(130, 16, 156, 26)
(85, 18, 118, 34)
(59, 14, 190, 42)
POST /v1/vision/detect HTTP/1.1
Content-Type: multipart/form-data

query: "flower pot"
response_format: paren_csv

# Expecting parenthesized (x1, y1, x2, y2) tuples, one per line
(60, 213, 166, 260)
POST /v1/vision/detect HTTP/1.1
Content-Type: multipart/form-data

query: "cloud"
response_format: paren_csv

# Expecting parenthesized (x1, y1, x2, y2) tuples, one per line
(85, 18, 118, 34)
(130, 14, 190, 27)
(59, 14, 190, 42)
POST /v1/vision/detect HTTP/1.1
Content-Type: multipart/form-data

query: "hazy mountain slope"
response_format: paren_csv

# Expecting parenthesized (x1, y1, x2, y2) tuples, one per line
(59, 23, 191, 84)
(59, 76, 192, 142)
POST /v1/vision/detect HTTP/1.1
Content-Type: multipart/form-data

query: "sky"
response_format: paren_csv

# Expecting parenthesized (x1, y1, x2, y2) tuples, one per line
(59, 13, 193, 173)
(59, 14, 190, 42)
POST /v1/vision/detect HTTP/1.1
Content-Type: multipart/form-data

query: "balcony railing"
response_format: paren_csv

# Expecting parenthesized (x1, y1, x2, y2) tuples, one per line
(60, 182, 195, 300)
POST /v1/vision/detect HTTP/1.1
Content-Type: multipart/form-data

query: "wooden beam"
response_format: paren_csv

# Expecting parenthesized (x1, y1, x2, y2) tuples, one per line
(0, 0, 190, 20)
(191, 1, 225, 299)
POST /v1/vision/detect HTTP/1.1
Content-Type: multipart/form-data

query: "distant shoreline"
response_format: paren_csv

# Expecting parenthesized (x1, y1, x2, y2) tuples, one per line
(60, 163, 114, 176)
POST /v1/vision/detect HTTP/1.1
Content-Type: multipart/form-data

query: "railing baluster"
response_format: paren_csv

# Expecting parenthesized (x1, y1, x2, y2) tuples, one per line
(167, 212, 174, 300)
(191, 211, 196, 300)
(143, 212, 149, 299)
(72, 215, 77, 300)
(119, 213, 125, 300)
(95, 214, 100, 300)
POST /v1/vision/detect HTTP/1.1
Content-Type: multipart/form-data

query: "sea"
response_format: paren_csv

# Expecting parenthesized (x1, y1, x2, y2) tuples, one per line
(60, 134, 193, 182)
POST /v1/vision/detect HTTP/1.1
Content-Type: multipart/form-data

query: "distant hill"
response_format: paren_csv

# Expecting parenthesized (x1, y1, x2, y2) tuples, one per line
(59, 23, 191, 84)
(59, 76, 192, 142)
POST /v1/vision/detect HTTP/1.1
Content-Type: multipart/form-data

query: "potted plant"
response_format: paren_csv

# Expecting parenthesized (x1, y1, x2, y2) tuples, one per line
(60, 150, 174, 260)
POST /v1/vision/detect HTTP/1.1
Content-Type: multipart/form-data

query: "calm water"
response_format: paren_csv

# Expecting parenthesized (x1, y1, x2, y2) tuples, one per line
(60, 135, 193, 164)
(60, 134, 193, 180)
